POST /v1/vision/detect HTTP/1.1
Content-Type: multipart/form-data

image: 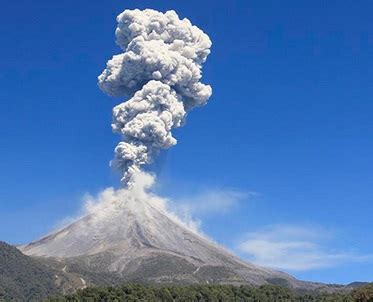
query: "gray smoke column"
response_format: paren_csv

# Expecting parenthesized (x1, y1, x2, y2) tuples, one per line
(98, 9, 212, 186)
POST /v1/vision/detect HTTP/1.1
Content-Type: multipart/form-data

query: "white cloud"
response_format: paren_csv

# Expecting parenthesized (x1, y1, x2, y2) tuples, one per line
(237, 224, 373, 271)
(172, 189, 252, 216)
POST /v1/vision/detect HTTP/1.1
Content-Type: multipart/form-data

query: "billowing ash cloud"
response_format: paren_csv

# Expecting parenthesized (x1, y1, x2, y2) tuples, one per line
(98, 9, 212, 185)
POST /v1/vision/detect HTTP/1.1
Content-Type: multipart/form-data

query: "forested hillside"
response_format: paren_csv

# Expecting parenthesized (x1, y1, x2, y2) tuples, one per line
(0, 241, 59, 301)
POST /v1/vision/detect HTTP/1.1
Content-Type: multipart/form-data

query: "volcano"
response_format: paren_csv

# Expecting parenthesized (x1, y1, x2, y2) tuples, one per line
(19, 188, 328, 291)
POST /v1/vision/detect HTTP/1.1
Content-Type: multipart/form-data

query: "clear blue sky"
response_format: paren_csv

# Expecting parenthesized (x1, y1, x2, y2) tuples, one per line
(0, 0, 372, 284)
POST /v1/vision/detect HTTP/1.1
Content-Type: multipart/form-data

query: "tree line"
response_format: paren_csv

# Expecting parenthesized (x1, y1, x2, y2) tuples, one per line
(47, 283, 373, 302)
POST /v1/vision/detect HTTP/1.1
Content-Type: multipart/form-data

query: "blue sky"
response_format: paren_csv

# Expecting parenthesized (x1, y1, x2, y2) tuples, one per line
(0, 0, 372, 284)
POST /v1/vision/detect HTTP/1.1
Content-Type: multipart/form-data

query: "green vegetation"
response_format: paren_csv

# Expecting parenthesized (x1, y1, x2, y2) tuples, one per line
(351, 283, 373, 302)
(0, 241, 59, 301)
(47, 283, 373, 302)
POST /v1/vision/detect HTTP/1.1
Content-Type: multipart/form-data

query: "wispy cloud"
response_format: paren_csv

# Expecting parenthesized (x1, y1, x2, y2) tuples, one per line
(172, 189, 253, 216)
(237, 224, 373, 271)
(163, 188, 252, 236)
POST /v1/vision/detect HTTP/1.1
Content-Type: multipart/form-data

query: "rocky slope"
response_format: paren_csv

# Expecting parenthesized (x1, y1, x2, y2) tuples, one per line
(19, 191, 344, 292)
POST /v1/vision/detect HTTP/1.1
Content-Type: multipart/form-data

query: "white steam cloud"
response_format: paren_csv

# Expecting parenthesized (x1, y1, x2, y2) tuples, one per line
(98, 9, 212, 185)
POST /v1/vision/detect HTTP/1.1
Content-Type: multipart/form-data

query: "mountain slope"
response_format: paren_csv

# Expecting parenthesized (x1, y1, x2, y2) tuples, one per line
(19, 190, 337, 292)
(0, 241, 59, 301)
(0, 241, 89, 301)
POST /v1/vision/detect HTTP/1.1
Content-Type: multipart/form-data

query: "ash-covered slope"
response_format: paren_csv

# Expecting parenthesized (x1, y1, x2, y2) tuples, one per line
(20, 186, 317, 290)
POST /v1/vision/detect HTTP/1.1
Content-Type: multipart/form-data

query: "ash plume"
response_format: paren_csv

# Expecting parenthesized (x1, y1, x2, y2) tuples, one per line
(98, 9, 212, 186)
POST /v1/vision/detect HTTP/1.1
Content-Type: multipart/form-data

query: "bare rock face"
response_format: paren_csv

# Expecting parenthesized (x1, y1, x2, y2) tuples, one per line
(20, 194, 314, 290)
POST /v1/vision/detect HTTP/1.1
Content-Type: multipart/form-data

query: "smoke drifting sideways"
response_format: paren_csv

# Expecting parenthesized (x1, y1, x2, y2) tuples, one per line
(98, 9, 212, 186)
